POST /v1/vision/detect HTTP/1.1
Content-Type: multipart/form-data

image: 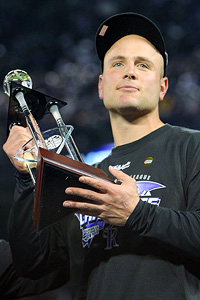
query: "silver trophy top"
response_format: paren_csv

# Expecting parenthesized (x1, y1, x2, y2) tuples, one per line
(3, 69, 32, 97)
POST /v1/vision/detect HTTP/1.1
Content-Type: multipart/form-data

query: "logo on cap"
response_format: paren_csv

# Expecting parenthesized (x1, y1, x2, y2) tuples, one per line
(99, 25, 108, 36)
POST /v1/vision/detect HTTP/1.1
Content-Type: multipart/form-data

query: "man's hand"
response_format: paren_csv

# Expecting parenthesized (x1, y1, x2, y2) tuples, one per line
(63, 166, 140, 226)
(3, 126, 34, 173)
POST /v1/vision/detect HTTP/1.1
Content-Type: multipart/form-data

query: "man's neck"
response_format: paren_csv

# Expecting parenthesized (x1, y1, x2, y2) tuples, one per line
(110, 112, 164, 147)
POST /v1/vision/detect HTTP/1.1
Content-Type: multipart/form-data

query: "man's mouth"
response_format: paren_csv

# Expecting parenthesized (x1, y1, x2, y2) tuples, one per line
(117, 85, 139, 92)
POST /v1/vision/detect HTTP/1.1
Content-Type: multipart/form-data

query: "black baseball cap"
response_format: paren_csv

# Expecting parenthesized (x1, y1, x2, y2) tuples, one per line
(95, 12, 168, 76)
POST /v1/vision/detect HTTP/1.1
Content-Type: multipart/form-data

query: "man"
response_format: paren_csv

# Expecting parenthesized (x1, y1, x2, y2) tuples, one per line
(0, 239, 68, 299)
(3, 12, 200, 300)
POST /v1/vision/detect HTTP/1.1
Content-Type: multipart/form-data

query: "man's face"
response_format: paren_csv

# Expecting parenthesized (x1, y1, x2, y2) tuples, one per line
(98, 35, 168, 119)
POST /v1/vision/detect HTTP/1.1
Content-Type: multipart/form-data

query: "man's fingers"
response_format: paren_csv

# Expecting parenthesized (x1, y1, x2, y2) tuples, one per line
(108, 165, 133, 183)
(65, 186, 104, 203)
(63, 199, 101, 211)
(3, 125, 36, 173)
(78, 176, 111, 193)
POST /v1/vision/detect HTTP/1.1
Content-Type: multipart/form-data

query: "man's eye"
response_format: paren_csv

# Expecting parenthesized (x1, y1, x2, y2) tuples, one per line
(113, 62, 123, 67)
(137, 63, 148, 69)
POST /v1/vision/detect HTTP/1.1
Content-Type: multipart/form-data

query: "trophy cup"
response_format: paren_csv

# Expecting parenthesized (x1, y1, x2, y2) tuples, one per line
(4, 70, 112, 231)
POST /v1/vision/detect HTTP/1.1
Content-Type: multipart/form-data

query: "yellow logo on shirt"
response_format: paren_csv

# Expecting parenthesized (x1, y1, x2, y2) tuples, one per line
(143, 157, 154, 166)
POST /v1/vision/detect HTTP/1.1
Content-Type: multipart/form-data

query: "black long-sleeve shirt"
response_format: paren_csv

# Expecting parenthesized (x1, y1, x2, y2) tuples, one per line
(8, 124, 200, 299)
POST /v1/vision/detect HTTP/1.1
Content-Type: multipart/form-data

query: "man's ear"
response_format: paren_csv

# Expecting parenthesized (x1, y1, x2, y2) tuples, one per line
(98, 75, 103, 99)
(159, 77, 168, 101)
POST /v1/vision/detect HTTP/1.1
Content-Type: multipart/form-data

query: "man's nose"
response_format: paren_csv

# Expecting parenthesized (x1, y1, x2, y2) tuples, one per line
(123, 72, 136, 79)
(123, 64, 137, 79)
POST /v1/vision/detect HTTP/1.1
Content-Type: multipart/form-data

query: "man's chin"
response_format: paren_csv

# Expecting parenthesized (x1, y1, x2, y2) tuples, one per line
(116, 106, 150, 119)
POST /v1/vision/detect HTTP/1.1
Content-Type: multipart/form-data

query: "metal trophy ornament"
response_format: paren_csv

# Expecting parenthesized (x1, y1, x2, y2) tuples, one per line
(3, 69, 33, 97)
(3, 69, 83, 178)
(4, 70, 48, 177)
(3, 69, 112, 231)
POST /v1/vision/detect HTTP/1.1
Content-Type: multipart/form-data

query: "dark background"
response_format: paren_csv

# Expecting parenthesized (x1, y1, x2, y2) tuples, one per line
(1, 0, 200, 242)
(0, 0, 200, 298)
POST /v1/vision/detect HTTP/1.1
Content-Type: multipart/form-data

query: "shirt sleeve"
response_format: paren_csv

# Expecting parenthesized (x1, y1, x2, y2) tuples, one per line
(125, 199, 200, 260)
(0, 240, 68, 299)
(125, 131, 200, 261)
(8, 171, 70, 280)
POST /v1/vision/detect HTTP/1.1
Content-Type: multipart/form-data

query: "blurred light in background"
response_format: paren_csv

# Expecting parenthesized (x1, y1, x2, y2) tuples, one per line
(83, 143, 113, 165)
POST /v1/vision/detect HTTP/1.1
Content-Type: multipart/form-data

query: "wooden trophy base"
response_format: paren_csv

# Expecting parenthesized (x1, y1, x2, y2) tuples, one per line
(33, 148, 112, 231)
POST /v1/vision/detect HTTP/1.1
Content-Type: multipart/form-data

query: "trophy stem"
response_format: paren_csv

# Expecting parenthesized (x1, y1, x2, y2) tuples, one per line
(49, 104, 84, 162)
(15, 91, 48, 150)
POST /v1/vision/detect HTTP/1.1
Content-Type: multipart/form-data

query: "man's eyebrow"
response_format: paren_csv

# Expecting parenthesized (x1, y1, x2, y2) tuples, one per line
(107, 55, 126, 63)
(135, 56, 154, 65)
(107, 55, 154, 65)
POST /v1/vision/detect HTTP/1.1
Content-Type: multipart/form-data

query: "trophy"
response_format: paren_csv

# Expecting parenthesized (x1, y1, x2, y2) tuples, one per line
(4, 70, 112, 231)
